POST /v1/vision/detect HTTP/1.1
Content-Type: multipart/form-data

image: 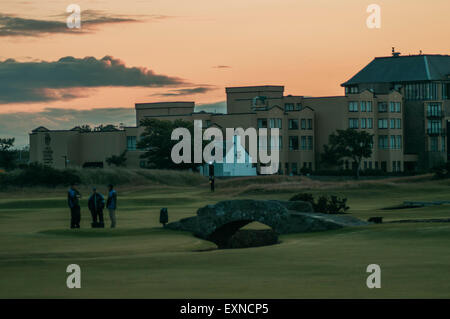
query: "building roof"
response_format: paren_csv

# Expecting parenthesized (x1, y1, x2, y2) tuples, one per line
(342, 54, 450, 86)
(135, 101, 195, 109)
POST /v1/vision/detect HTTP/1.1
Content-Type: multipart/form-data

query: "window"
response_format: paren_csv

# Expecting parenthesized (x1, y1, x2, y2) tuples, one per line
(396, 119, 402, 129)
(257, 118, 267, 128)
(378, 119, 388, 129)
(390, 119, 395, 129)
(127, 136, 137, 150)
(368, 118, 373, 129)
(301, 119, 306, 130)
(405, 82, 439, 100)
(361, 118, 366, 129)
(291, 163, 298, 175)
(443, 83, 449, 100)
(348, 101, 358, 112)
(349, 118, 359, 129)
(347, 86, 358, 94)
(270, 118, 282, 128)
(205, 120, 211, 128)
(307, 119, 313, 130)
(378, 135, 388, 149)
(390, 102, 395, 113)
(289, 119, 299, 130)
(427, 103, 442, 117)
(395, 102, 401, 113)
(442, 137, 446, 152)
(279, 136, 283, 150)
(289, 136, 299, 150)
(307, 136, 313, 150)
(428, 120, 442, 134)
(360, 101, 366, 112)
(296, 103, 303, 110)
(285, 103, 295, 111)
(300, 136, 307, 150)
(367, 101, 373, 112)
(397, 135, 402, 149)
(390, 135, 396, 149)
(378, 102, 388, 113)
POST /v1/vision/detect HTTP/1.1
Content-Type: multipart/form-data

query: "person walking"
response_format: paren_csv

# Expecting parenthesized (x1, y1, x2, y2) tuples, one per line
(106, 184, 117, 228)
(88, 187, 105, 228)
(68, 183, 81, 229)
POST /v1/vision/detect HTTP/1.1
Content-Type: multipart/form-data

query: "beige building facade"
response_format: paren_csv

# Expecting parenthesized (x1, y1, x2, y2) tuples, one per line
(29, 53, 450, 174)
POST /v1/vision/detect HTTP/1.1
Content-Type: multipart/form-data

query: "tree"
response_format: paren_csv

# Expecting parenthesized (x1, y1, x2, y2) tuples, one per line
(138, 118, 198, 170)
(321, 129, 373, 179)
(94, 124, 119, 132)
(106, 150, 127, 167)
(0, 138, 17, 170)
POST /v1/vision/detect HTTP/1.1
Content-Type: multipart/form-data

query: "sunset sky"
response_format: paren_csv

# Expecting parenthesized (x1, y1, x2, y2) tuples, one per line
(1, 0, 449, 146)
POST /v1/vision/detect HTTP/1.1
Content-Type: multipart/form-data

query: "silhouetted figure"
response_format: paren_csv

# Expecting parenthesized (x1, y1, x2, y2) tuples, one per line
(68, 183, 81, 229)
(106, 184, 117, 228)
(160, 208, 168, 227)
(88, 187, 105, 228)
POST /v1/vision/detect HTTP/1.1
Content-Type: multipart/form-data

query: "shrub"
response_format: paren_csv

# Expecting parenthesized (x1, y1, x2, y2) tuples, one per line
(0, 163, 81, 188)
(432, 162, 450, 179)
(289, 192, 349, 214)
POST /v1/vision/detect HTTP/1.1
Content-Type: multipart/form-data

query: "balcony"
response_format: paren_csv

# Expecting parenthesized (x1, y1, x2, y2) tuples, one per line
(427, 128, 446, 136)
(427, 111, 443, 119)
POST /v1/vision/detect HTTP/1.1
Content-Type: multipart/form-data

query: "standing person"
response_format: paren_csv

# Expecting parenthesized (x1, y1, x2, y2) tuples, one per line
(88, 187, 105, 228)
(68, 183, 81, 229)
(106, 184, 117, 228)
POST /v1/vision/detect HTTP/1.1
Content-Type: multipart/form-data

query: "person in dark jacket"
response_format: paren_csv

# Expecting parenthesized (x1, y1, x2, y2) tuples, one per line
(106, 184, 117, 228)
(68, 183, 81, 229)
(88, 187, 105, 228)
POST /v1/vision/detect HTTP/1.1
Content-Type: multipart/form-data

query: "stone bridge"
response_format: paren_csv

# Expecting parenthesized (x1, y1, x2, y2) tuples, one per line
(166, 200, 368, 248)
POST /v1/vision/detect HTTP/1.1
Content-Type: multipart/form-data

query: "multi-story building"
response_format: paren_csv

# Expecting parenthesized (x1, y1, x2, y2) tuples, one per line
(341, 53, 450, 170)
(29, 53, 450, 174)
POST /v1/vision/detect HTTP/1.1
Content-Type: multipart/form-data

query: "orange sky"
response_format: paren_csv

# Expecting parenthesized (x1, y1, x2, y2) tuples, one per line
(1, 0, 450, 115)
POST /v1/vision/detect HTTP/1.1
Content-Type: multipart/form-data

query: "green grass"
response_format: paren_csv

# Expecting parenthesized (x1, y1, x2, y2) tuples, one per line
(0, 176, 450, 298)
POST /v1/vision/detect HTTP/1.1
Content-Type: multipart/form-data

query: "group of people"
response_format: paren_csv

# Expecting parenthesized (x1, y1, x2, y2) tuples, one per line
(67, 183, 118, 229)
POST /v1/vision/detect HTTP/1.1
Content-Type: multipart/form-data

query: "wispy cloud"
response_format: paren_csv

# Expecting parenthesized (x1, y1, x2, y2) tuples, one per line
(213, 65, 231, 69)
(0, 55, 185, 104)
(0, 10, 168, 37)
(152, 86, 216, 97)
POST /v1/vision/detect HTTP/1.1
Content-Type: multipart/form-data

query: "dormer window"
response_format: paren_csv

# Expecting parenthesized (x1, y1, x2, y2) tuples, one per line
(346, 86, 359, 94)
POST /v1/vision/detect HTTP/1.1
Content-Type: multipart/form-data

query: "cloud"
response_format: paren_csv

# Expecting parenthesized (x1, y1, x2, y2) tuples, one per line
(0, 10, 163, 37)
(0, 55, 185, 103)
(152, 86, 216, 97)
(0, 107, 136, 147)
(213, 65, 231, 69)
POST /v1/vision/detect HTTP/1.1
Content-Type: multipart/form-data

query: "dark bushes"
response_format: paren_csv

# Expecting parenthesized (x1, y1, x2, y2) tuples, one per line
(0, 163, 80, 187)
(289, 193, 349, 214)
(432, 162, 450, 179)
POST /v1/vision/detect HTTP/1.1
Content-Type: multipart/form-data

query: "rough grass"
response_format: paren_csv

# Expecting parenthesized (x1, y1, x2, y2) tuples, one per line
(0, 173, 449, 298)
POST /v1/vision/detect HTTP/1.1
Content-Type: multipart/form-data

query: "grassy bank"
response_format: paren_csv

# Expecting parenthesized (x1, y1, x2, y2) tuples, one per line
(0, 174, 449, 298)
